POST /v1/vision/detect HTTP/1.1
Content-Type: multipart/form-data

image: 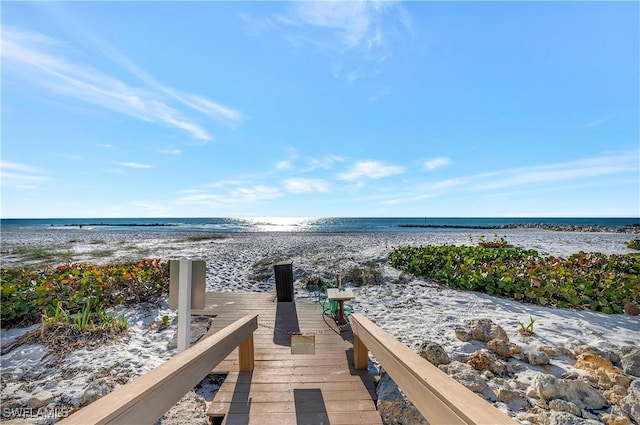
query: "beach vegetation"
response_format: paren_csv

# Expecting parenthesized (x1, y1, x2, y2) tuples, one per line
(389, 244, 640, 314)
(626, 239, 640, 250)
(1, 258, 169, 328)
(248, 272, 272, 281)
(518, 316, 535, 336)
(249, 255, 288, 281)
(473, 234, 514, 248)
(16, 300, 131, 357)
(343, 263, 383, 286)
(12, 246, 74, 263)
(301, 274, 326, 291)
(180, 234, 226, 242)
(7, 297, 133, 357)
(624, 301, 640, 315)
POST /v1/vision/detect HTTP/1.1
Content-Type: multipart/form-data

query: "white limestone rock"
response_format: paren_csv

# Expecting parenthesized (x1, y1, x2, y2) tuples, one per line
(526, 373, 608, 410)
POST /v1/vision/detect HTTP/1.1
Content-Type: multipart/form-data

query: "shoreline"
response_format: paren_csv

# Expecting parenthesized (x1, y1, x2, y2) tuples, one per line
(2, 217, 639, 236)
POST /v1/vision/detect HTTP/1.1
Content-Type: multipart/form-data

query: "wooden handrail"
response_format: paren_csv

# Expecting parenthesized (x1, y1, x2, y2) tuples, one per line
(59, 314, 258, 425)
(350, 313, 518, 425)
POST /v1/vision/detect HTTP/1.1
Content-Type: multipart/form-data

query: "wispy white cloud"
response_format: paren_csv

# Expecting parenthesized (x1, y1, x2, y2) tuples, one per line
(377, 150, 639, 205)
(378, 192, 439, 206)
(586, 114, 614, 128)
(337, 160, 404, 181)
(0, 161, 49, 189)
(275, 147, 302, 171)
(0, 160, 49, 181)
(68, 18, 245, 128)
(118, 162, 153, 169)
(268, 1, 412, 80)
(239, 12, 278, 35)
(1, 172, 49, 183)
(468, 151, 637, 192)
(1, 161, 43, 174)
(159, 148, 182, 155)
(207, 179, 255, 188)
(179, 94, 243, 128)
(306, 154, 344, 171)
(376, 179, 461, 205)
(423, 157, 452, 171)
(231, 185, 281, 201)
(177, 184, 282, 208)
(284, 1, 405, 53)
(284, 178, 330, 194)
(1, 26, 243, 142)
(276, 151, 343, 173)
(277, 160, 293, 170)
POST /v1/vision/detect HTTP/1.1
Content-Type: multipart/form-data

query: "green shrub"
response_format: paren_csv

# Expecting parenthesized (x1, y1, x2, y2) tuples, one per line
(180, 234, 226, 242)
(389, 244, 639, 314)
(626, 239, 640, 250)
(343, 264, 383, 286)
(477, 234, 514, 248)
(13, 246, 73, 263)
(41, 298, 127, 333)
(1, 259, 169, 328)
(301, 274, 326, 291)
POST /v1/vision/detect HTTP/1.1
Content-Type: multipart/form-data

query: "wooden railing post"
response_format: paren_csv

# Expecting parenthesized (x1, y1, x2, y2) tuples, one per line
(354, 334, 368, 370)
(239, 334, 254, 372)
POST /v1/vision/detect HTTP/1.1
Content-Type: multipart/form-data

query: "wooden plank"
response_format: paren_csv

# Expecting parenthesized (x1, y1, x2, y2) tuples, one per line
(350, 313, 517, 425)
(220, 373, 365, 384)
(203, 294, 381, 425)
(219, 381, 376, 393)
(223, 366, 355, 376)
(213, 358, 360, 374)
(59, 315, 258, 425)
(224, 411, 382, 425)
(213, 399, 376, 415)
(213, 389, 375, 403)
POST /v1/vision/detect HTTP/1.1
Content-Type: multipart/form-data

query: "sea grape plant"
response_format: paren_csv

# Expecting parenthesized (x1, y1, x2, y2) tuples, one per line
(389, 244, 639, 314)
(1, 259, 169, 328)
(626, 239, 640, 251)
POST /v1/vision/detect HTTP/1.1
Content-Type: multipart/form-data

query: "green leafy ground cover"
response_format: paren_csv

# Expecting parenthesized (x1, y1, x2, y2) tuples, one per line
(1, 259, 169, 328)
(627, 239, 640, 250)
(389, 244, 640, 314)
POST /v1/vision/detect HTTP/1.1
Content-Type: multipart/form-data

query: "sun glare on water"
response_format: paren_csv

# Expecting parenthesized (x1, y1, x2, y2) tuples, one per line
(241, 217, 316, 232)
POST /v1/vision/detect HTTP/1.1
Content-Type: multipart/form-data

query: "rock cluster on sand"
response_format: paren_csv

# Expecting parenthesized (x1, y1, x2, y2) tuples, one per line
(375, 318, 640, 425)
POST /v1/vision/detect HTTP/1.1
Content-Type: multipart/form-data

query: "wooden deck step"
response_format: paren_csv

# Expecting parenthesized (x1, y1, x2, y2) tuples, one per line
(203, 292, 381, 425)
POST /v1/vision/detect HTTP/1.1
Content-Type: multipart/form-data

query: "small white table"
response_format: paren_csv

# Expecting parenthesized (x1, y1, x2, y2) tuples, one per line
(327, 288, 355, 326)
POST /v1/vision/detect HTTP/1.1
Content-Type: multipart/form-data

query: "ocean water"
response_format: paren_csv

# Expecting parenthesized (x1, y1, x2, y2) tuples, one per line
(1, 217, 638, 233)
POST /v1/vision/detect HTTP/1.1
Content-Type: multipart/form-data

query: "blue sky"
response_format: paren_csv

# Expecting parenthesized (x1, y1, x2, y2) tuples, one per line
(1, 1, 638, 218)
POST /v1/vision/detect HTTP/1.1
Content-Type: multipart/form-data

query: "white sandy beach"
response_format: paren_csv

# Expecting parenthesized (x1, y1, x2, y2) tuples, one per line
(1, 228, 639, 424)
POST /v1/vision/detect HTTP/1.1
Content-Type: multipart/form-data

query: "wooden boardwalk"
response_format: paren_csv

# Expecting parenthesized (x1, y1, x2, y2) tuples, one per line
(193, 292, 382, 425)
